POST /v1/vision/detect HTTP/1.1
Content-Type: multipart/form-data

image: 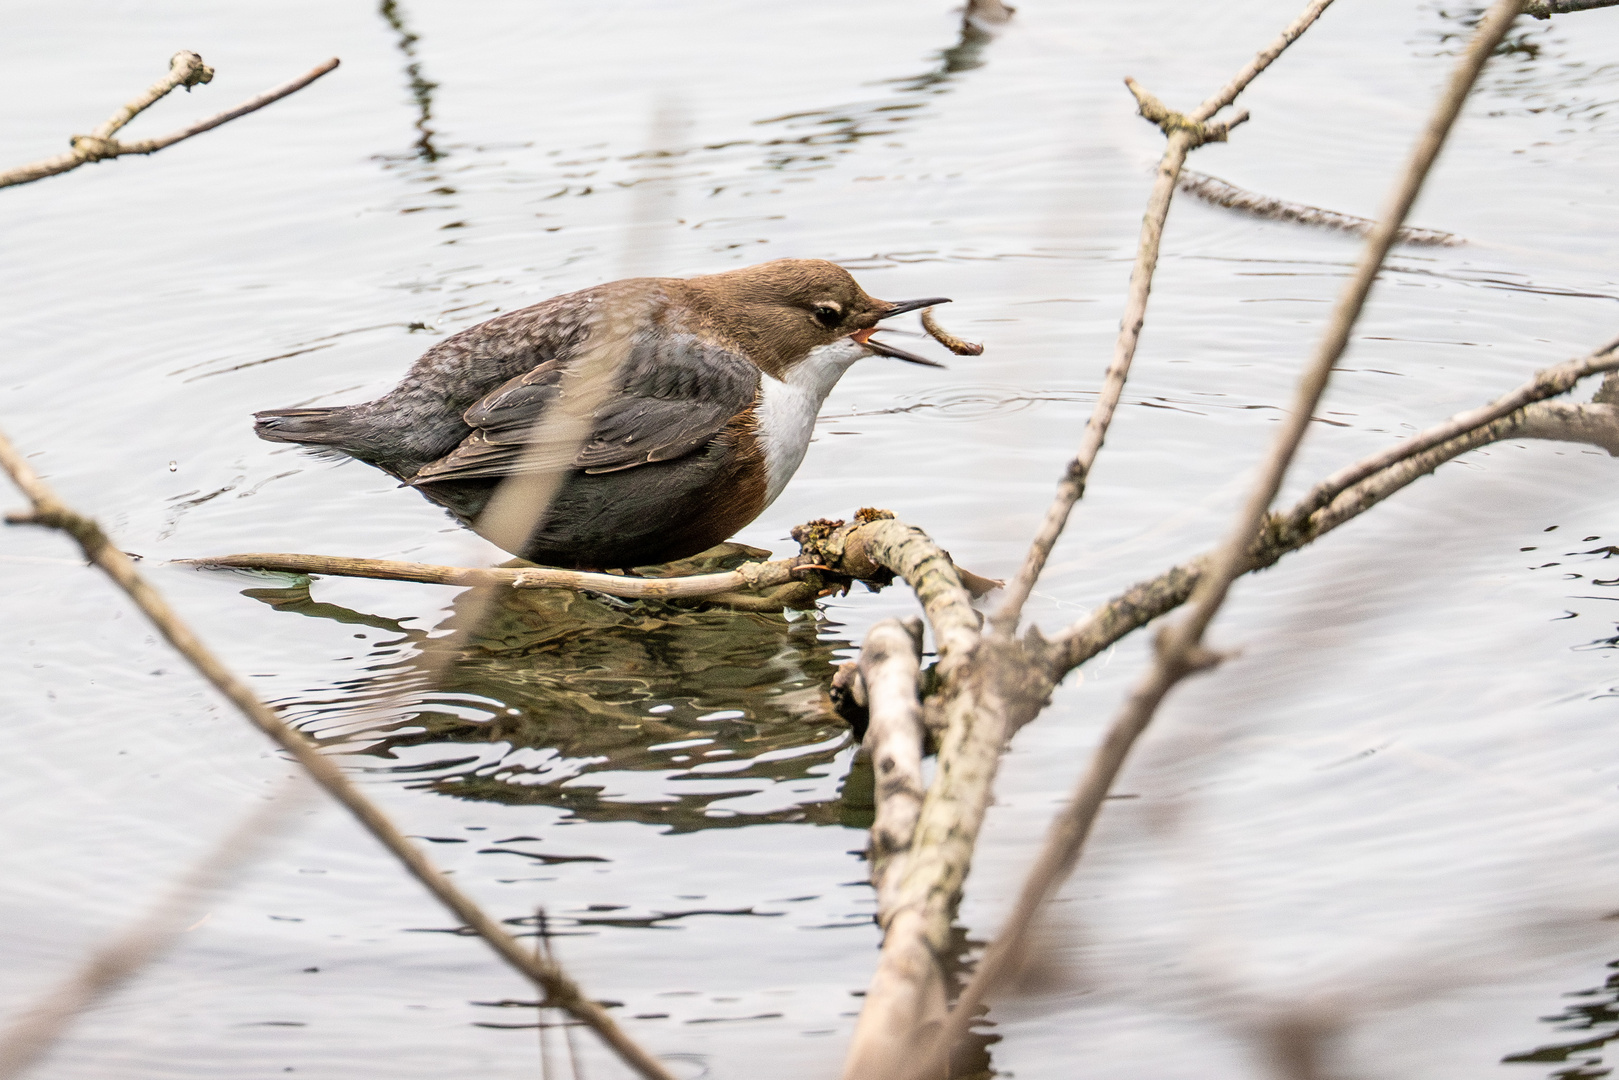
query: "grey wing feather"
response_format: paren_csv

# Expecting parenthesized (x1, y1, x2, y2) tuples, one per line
(409, 331, 759, 485)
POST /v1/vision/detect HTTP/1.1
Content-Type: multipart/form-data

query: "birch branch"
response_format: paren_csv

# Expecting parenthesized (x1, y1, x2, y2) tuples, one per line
(926, 6, 1527, 1073)
(0, 54, 340, 190)
(991, 0, 1336, 633)
(860, 618, 928, 911)
(0, 429, 678, 1080)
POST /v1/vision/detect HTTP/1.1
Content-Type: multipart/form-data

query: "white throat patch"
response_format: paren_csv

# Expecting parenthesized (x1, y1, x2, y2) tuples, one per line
(754, 339, 866, 507)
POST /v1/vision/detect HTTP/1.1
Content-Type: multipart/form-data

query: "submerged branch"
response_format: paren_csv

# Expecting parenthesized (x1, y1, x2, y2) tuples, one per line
(1178, 169, 1462, 246)
(0, 54, 339, 190)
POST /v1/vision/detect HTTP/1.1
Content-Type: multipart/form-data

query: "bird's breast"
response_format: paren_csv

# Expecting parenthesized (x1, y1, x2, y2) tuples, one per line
(751, 339, 865, 507)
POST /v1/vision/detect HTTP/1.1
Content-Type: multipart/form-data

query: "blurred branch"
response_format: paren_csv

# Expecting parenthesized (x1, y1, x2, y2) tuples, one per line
(925, 4, 1527, 1074)
(1524, 0, 1619, 15)
(1178, 169, 1462, 246)
(0, 783, 305, 1079)
(0, 53, 340, 190)
(0, 428, 678, 1080)
(990, 0, 1336, 634)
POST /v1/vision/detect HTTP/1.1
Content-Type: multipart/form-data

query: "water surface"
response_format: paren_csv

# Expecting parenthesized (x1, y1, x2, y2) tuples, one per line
(4, 1, 1619, 1077)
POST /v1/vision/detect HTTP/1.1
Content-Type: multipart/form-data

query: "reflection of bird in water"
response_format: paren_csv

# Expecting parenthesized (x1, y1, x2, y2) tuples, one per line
(246, 544, 860, 830)
(255, 260, 950, 570)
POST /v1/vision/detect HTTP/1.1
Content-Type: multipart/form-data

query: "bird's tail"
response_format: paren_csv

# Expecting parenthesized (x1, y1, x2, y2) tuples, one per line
(253, 406, 367, 452)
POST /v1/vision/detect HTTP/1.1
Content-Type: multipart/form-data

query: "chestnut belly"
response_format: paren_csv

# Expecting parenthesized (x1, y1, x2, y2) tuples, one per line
(412, 436, 770, 571)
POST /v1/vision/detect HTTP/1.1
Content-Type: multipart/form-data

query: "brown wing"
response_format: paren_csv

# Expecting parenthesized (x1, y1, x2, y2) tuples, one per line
(408, 328, 761, 486)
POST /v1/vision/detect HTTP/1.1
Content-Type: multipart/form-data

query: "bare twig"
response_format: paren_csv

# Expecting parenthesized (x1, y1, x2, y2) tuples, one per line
(0, 430, 677, 1080)
(0, 782, 306, 1078)
(1047, 389, 1619, 678)
(0, 54, 340, 190)
(1178, 169, 1462, 246)
(1288, 338, 1619, 525)
(991, 0, 1337, 633)
(931, 3, 1526, 1071)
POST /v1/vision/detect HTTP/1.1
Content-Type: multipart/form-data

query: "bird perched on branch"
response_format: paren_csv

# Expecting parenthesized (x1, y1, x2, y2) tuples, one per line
(254, 259, 950, 570)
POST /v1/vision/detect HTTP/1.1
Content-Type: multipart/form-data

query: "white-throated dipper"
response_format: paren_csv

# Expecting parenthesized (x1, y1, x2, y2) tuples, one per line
(254, 259, 951, 570)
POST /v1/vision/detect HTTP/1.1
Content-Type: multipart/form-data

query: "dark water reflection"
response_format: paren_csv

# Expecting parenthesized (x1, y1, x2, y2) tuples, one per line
(378, 0, 443, 162)
(248, 550, 860, 832)
(1506, 959, 1619, 1077)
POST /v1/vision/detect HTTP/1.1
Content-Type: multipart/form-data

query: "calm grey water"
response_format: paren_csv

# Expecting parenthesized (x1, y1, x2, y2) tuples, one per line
(4, 1, 1619, 1077)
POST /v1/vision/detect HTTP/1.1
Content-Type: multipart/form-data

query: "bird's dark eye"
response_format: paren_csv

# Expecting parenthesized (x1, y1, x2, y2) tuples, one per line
(812, 303, 842, 328)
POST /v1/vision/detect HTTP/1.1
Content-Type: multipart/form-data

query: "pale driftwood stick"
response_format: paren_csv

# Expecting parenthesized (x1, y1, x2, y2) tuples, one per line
(182, 550, 823, 599)
(1290, 342, 1619, 525)
(1526, 0, 1619, 15)
(789, 514, 1003, 1080)
(0, 783, 304, 1078)
(925, 6, 1527, 1072)
(852, 618, 932, 1071)
(0, 430, 678, 1080)
(1177, 170, 1462, 246)
(0, 54, 339, 190)
(860, 618, 928, 909)
(991, 0, 1335, 633)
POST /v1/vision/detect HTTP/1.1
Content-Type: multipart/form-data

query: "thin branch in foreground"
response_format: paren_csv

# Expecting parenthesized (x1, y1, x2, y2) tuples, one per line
(989, 0, 1336, 634)
(0, 782, 307, 1079)
(929, 2, 1527, 1071)
(1287, 335, 1619, 525)
(0, 53, 340, 190)
(1177, 169, 1462, 246)
(0, 430, 677, 1080)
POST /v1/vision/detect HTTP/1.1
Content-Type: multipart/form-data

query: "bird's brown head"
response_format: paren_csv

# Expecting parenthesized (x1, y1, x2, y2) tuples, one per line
(683, 259, 949, 378)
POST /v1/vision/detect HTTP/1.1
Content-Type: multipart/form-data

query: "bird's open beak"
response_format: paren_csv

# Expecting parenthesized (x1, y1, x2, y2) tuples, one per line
(881, 296, 952, 318)
(852, 296, 953, 367)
